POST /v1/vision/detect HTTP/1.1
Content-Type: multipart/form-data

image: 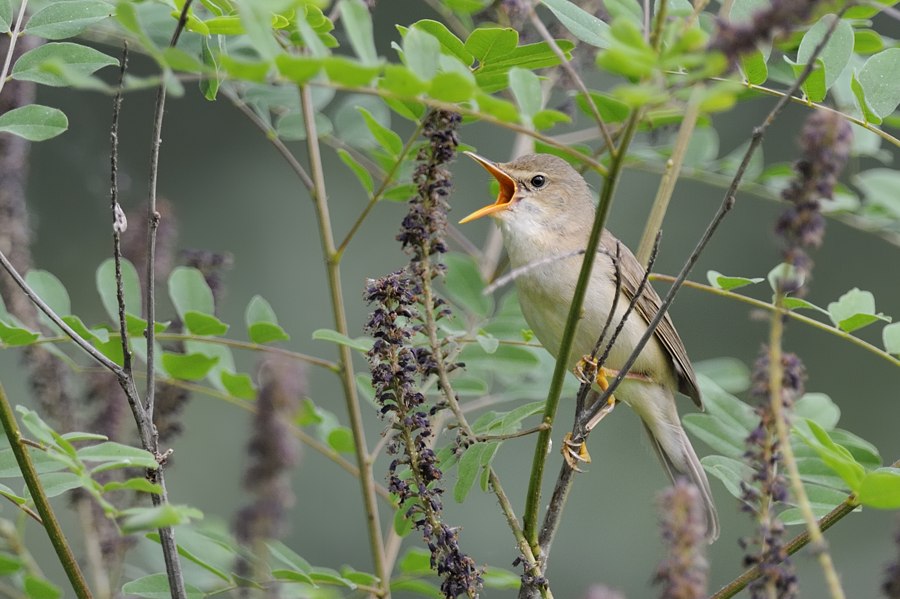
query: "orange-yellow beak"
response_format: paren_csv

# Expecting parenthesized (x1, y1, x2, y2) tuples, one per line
(459, 151, 517, 224)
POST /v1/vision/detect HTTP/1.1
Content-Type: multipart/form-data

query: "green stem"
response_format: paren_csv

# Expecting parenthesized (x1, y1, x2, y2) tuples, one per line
(521, 112, 642, 547)
(0, 382, 92, 599)
(650, 275, 900, 368)
(635, 84, 703, 265)
(336, 120, 426, 256)
(300, 85, 388, 595)
(768, 292, 846, 599)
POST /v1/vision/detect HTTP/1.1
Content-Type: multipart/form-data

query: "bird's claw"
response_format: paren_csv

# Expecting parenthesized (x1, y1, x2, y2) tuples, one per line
(562, 432, 591, 472)
(574, 356, 615, 394)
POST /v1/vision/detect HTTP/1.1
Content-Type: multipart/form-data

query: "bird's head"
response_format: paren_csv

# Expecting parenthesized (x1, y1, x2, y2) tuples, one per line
(459, 152, 593, 237)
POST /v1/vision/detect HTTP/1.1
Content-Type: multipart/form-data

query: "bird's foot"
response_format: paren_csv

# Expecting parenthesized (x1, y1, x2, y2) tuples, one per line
(574, 356, 619, 397)
(584, 393, 617, 433)
(562, 432, 591, 472)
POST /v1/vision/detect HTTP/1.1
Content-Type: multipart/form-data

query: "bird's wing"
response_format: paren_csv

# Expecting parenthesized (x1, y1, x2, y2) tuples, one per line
(601, 232, 702, 407)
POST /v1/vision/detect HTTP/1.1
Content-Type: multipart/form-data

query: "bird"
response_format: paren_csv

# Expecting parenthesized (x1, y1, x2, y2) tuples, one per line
(459, 151, 719, 542)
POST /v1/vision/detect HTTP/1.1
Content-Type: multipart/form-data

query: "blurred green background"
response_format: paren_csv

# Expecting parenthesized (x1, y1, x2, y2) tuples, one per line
(2, 2, 899, 597)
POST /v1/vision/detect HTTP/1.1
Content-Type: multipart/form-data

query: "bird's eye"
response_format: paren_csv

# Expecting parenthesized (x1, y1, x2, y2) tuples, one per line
(530, 175, 546, 188)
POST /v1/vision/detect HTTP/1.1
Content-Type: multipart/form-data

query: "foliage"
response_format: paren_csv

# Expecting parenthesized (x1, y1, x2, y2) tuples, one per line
(0, 0, 897, 598)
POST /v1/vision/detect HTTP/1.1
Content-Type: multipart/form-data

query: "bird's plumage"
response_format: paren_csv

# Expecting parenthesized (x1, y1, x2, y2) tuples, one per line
(462, 152, 719, 542)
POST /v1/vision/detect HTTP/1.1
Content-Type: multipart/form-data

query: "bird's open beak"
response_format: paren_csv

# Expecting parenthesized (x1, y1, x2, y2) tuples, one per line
(459, 151, 517, 224)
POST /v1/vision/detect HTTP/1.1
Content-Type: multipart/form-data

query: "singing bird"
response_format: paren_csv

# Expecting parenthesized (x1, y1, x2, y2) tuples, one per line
(460, 152, 719, 542)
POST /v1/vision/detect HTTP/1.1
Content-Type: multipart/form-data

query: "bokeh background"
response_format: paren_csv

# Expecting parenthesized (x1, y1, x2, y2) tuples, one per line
(2, 1, 898, 597)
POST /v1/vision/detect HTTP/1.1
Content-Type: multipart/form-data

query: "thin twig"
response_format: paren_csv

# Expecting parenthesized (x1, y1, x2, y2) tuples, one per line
(578, 10, 847, 431)
(140, 4, 195, 596)
(336, 120, 425, 255)
(482, 249, 587, 296)
(0, 251, 124, 376)
(650, 275, 900, 368)
(527, 7, 616, 156)
(533, 236, 659, 571)
(521, 111, 642, 550)
(111, 44, 133, 387)
(300, 84, 388, 593)
(712, 458, 900, 599)
(475, 424, 549, 443)
(0, 383, 92, 599)
(0, 0, 28, 97)
(767, 291, 846, 599)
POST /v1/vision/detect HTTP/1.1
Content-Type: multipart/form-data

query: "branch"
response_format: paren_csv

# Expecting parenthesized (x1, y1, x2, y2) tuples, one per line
(527, 7, 616, 156)
(0, 0, 28, 97)
(650, 274, 900, 368)
(299, 84, 387, 592)
(521, 112, 642, 548)
(768, 291, 846, 598)
(0, 382, 92, 599)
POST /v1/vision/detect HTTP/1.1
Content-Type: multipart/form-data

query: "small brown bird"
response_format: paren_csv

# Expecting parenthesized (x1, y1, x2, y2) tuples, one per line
(460, 152, 719, 542)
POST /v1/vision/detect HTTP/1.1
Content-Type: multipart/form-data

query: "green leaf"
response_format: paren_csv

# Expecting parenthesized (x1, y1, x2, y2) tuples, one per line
(25, 270, 70, 332)
(541, 0, 611, 48)
(794, 393, 840, 431)
(35, 472, 83, 498)
(78, 442, 158, 469)
(162, 352, 219, 381)
(309, 566, 357, 589)
(429, 71, 476, 102)
(312, 328, 372, 352)
(183, 311, 229, 336)
(0, 320, 40, 346)
(857, 469, 900, 509)
(357, 107, 402, 156)
(796, 420, 866, 491)
(412, 19, 473, 65)
(0, 104, 68, 141)
(246, 295, 289, 343)
(96, 258, 141, 323)
(740, 49, 768, 85)
(0, 552, 23, 574)
(322, 56, 380, 86)
(398, 547, 432, 575)
(267, 540, 312, 572)
(767, 262, 804, 292)
(443, 253, 492, 317)
(295, 4, 330, 58)
(454, 444, 485, 502)
(483, 567, 521, 590)
(796, 15, 853, 93)
(853, 29, 883, 54)
(24, 575, 61, 599)
(221, 371, 256, 400)
(403, 27, 440, 81)
(508, 67, 542, 124)
(13, 42, 118, 87)
(857, 48, 900, 120)
(465, 27, 518, 65)
(853, 168, 900, 219)
(845, 0, 900, 20)
(25, 1, 114, 39)
(827, 288, 890, 332)
(103, 478, 163, 494)
(706, 270, 763, 291)
(122, 573, 205, 599)
(120, 504, 203, 533)
(883, 322, 900, 356)
(337, 148, 374, 193)
(702, 455, 753, 500)
(0, 483, 27, 505)
(694, 358, 750, 394)
(327, 426, 355, 453)
(782, 297, 829, 314)
(575, 91, 631, 123)
(18, 406, 72, 453)
(0, 0, 11, 33)
(272, 569, 314, 584)
(341, 0, 377, 65)
(168, 266, 215, 319)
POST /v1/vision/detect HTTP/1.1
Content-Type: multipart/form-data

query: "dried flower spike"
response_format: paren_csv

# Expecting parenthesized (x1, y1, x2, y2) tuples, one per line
(655, 480, 709, 599)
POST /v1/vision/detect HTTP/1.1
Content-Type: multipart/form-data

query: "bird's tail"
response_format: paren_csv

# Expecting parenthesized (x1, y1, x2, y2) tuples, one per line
(633, 387, 720, 542)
